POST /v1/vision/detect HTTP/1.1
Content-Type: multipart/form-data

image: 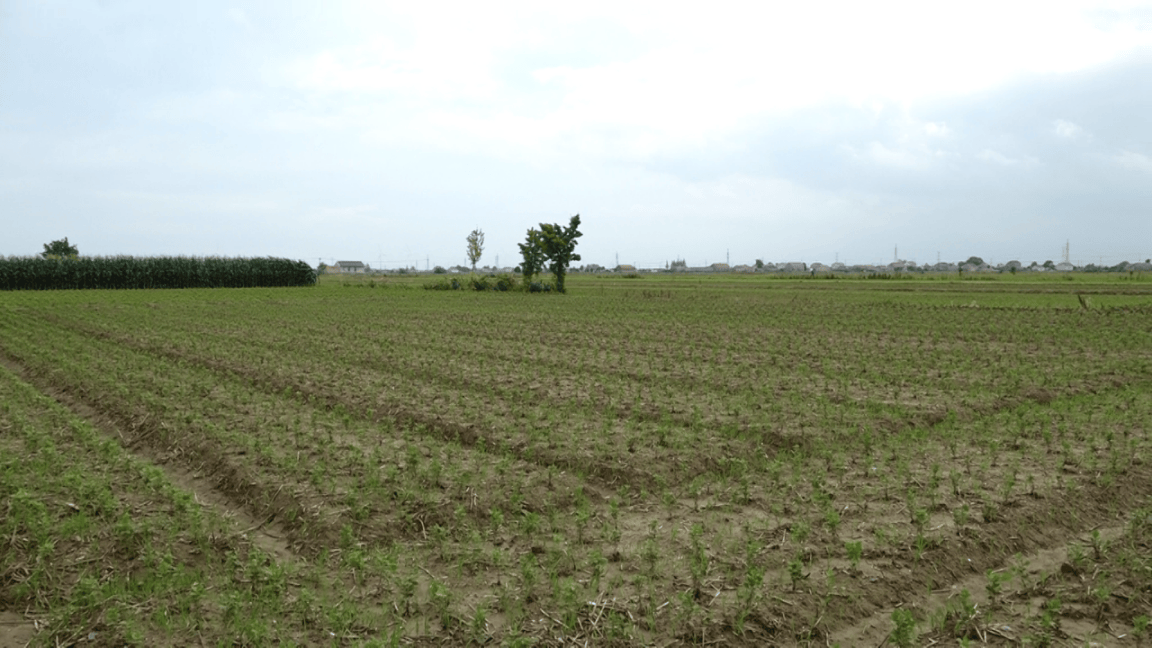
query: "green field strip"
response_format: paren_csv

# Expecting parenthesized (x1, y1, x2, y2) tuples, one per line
(0, 364, 342, 646)
(0, 308, 600, 553)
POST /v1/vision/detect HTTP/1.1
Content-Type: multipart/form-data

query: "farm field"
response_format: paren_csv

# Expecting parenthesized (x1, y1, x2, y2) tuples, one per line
(2, 274, 1151, 647)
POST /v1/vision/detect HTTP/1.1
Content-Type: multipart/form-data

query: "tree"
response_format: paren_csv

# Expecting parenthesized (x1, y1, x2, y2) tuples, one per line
(466, 229, 485, 272)
(517, 227, 547, 284)
(964, 256, 985, 266)
(537, 214, 582, 294)
(42, 237, 78, 258)
(755, 259, 764, 269)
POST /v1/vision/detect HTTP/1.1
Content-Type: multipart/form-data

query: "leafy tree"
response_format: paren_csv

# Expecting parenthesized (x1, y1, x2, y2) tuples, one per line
(433, 265, 447, 274)
(537, 214, 582, 293)
(42, 237, 78, 258)
(1043, 260, 1055, 269)
(466, 229, 485, 272)
(517, 228, 546, 284)
(755, 259, 764, 269)
(963, 256, 985, 266)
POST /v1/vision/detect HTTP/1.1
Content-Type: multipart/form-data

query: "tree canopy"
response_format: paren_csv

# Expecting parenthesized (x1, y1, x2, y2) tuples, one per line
(466, 229, 485, 271)
(517, 228, 547, 284)
(537, 215, 582, 293)
(42, 237, 78, 258)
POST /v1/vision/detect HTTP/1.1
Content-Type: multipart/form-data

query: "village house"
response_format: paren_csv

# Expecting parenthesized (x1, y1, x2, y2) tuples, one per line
(333, 261, 367, 274)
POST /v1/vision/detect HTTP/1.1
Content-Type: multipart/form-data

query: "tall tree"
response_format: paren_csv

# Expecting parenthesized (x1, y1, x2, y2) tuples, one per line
(466, 229, 485, 272)
(42, 237, 78, 258)
(518, 228, 546, 285)
(537, 214, 582, 294)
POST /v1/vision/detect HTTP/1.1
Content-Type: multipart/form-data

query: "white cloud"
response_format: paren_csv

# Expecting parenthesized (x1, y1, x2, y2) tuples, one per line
(1115, 150, 1152, 172)
(924, 122, 952, 137)
(865, 142, 929, 169)
(1053, 119, 1086, 139)
(273, 1, 1152, 164)
(976, 149, 1038, 167)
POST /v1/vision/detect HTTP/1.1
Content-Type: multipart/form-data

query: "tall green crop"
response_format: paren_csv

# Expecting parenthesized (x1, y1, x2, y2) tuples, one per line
(0, 256, 317, 290)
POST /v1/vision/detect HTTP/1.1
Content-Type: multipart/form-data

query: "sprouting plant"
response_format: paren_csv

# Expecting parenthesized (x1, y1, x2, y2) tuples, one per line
(791, 520, 811, 545)
(824, 508, 841, 537)
(1090, 529, 1107, 559)
(913, 533, 929, 562)
(471, 601, 489, 642)
(1133, 614, 1149, 638)
(985, 569, 1010, 600)
(911, 507, 929, 534)
(890, 608, 916, 648)
(1040, 597, 1061, 630)
(981, 501, 998, 524)
(428, 580, 452, 629)
(788, 556, 806, 591)
(736, 562, 766, 632)
(845, 540, 863, 572)
(953, 503, 969, 528)
(999, 468, 1017, 504)
(689, 524, 708, 598)
(1068, 543, 1088, 570)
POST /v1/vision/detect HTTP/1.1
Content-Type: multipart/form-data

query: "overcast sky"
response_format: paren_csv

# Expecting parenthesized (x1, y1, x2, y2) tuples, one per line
(3, 1, 1151, 268)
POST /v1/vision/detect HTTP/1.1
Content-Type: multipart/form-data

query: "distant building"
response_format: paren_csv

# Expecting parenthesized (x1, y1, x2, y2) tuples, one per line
(709, 263, 730, 272)
(615, 264, 637, 273)
(1055, 262, 1075, 272)
(335, 261, 367, 274)
(781, 262, 807, 273)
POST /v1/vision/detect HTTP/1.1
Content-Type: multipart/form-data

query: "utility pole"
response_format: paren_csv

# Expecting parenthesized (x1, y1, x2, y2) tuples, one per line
(727, 249, 729, 266)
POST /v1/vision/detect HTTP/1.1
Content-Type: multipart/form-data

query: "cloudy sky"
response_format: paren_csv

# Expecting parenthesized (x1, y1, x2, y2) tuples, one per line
(3, 1, 1151, 268)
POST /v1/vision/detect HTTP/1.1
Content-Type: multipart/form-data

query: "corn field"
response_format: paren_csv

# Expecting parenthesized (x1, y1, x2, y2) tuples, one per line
(0, 256, 316, 290)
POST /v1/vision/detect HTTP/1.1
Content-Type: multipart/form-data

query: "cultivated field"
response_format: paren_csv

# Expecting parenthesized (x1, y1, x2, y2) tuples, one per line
(1, 274, 1150, 647)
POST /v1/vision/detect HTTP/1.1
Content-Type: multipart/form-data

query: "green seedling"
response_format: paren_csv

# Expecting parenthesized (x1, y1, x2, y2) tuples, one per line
(890, 608, 916, 648)
(845, 540, 863, 572)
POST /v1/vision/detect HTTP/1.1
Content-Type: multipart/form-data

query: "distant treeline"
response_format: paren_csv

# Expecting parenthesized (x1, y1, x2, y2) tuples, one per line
(0, 256, 317, 291)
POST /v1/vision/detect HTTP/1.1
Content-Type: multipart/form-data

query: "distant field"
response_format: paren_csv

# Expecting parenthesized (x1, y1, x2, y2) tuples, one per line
(2, 275, 1150, 646)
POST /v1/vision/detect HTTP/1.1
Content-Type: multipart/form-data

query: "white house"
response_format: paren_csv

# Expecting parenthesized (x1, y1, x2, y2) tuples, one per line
(335, 261, 367, 274)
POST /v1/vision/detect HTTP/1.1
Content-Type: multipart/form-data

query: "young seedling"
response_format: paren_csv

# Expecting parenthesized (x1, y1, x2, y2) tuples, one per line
(689, 524, 708, 600)
(953, 503, 970, 529)
(1090, 529, 1107, 560)
(984, 569, 1011, 602)
(890, 608, 916, 648)
(788, 556, 807, 591)
(845, 540, 863, 573)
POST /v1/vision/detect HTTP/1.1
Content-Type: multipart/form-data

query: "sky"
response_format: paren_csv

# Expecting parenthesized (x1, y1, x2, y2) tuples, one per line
(2, 1, 1151, 269)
